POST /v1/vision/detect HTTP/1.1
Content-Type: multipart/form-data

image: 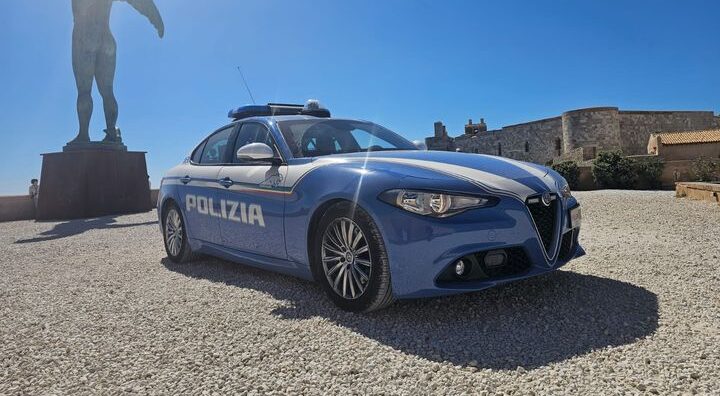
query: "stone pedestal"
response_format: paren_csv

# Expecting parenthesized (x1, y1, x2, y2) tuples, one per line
(63, 141, 127, 152)
(37, 150, 152, 220)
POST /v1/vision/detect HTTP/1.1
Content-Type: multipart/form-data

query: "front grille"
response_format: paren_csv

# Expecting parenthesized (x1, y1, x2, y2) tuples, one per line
(437, 247, 532, 283)
(526, 195, 559, 254)
(558, 229, 576, 261)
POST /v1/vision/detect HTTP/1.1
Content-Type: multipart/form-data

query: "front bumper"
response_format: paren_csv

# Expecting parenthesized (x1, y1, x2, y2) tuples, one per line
(372, 194, 585, 298)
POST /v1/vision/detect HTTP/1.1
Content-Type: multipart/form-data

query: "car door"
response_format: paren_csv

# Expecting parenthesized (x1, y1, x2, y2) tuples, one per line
(178, 125, 236, 244)
(217, 122, 288, 258)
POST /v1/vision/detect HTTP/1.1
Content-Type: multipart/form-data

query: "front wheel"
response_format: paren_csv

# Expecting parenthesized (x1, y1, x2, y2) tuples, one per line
(313, 202, 395, 312)
(163, 202, 197, 263)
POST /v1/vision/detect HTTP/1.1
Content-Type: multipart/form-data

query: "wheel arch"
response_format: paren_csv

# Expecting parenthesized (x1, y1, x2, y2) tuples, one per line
(305, 197, 396, 311)
(159, 196, 178, 222)
(158, 196, 190, 237)
(306, 198, 351, 277)
(305, 196, 395, 280)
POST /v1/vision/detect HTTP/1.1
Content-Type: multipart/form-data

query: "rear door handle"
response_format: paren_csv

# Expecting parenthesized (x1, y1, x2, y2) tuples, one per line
(180, 175, 191, 184)
(219, 177, 234, 188)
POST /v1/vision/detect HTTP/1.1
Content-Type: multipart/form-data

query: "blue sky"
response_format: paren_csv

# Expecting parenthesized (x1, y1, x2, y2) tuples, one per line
(1, 0, 719, 195)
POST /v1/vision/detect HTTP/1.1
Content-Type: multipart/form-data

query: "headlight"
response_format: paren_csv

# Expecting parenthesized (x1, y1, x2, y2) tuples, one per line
(378, 189, 495, 217)
(559, 182, 572, 198)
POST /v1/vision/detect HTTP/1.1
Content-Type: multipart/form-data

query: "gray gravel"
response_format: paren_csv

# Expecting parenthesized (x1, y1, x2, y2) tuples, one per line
(1, 190, 719, 394)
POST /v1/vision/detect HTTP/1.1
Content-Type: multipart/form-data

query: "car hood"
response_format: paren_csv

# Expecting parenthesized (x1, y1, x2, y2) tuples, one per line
(319, 150, 560, 200)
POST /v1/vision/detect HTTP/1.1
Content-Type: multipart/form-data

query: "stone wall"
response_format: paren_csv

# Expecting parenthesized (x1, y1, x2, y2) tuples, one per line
(455, 116, 563, 164)
(428, 107, 718, 166)
(453, 132, 499, 156)
(658, 142, 720, 161)
(0, 189, 159, 223)
(569, 160, 702, 191)
(0, 195, 35, 222)
(619, 111, 717, 155)
(576, 166, 597, 191)
(554, 147, 585, 164)
(661, 160, 695, 188)
(501, 117, 563, 163)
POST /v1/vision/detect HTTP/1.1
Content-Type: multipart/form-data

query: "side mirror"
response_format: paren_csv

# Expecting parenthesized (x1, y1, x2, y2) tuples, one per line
(413, 140, 428, 151)
(236, 143, 275, 161)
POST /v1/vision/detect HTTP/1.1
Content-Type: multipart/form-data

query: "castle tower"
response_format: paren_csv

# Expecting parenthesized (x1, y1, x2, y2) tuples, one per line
(464, 118, 488, 135)
(561, 107, 622, 160)
(434, 121, 447, 139)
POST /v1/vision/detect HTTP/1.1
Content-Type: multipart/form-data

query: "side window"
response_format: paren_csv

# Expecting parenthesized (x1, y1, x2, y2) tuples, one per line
(232, 123, 278, 163)
(191, 140, 207, 164)
(199, 126, 234, 165)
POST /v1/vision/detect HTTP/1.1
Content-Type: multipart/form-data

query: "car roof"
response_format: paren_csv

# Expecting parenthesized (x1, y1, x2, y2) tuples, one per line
(237, 115, 371, 124)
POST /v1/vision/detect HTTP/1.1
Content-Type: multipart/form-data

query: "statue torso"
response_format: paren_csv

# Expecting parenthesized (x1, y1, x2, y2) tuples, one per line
(72, 0, 114, 48)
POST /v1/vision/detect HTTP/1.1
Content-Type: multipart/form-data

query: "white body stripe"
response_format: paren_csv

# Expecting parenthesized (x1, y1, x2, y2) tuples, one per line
(489, 156, 555, 190)
(164, 156, 552, 201)
(356, 158, 538, 199)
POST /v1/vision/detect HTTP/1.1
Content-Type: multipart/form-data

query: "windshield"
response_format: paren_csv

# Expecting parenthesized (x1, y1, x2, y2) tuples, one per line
(277, 119, 417, 158)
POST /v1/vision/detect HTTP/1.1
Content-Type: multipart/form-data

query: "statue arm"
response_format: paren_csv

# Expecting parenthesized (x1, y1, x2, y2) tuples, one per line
(120, 0, 165, 38)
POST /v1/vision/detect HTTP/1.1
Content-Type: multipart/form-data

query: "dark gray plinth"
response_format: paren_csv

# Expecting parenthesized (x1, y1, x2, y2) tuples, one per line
(37, 150, 152, 220)
(63, 141, 127, 152)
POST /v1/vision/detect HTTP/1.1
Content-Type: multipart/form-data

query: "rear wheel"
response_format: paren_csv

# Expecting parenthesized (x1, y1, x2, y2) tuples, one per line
(163, 202, 197, 263)
(313, 202, 395, 312)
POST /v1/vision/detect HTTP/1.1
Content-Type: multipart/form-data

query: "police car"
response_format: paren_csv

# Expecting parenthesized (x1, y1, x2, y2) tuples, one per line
(158, 101, 584, 312)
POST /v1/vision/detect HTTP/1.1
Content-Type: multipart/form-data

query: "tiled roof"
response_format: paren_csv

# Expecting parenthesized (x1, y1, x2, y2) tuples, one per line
(655, 129, 720, 145)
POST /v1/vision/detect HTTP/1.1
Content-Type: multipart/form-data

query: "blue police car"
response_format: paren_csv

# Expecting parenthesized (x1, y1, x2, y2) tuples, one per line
(158, 101, 584, 312)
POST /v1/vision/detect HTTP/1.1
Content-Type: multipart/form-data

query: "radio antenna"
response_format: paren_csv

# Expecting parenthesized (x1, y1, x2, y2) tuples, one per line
(236, 66, 256, 104)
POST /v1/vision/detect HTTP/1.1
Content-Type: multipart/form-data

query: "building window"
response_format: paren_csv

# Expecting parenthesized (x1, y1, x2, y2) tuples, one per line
(497, 143, 502, 156)
(524, 141, 530, 153)
(554, 137, 562, 156)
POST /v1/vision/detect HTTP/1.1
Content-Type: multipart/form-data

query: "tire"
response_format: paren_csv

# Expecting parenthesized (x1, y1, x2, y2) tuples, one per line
(162, 202, 197, 263)
(312, 201, 395, 312)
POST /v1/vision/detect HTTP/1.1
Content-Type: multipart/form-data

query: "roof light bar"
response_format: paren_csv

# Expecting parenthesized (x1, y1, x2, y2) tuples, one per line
(228, 99, 330, 120)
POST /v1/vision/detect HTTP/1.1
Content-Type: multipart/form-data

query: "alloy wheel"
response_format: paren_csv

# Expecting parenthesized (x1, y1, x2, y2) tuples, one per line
(165, 208, 183, 257)
(321, 217, 372, 300)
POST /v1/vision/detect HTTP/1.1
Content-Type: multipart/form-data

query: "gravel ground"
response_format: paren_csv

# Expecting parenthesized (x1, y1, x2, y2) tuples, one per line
(1, 190, 718, 395)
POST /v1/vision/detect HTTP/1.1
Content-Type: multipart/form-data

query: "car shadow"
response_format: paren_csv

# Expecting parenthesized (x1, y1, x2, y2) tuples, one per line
(162, 257, 658, 370)
(15, 216, 158, 244)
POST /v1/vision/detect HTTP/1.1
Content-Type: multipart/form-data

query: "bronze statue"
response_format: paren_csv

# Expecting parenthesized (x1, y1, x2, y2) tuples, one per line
(68, 0, 164, 146)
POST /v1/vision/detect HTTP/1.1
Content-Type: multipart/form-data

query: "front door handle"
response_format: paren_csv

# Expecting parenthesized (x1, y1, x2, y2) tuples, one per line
(219, 177, 234, 188)
(180, 175, 191, 185)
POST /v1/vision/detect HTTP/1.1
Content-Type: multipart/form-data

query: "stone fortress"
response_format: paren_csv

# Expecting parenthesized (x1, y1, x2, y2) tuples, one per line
(426, 107, 720, 164)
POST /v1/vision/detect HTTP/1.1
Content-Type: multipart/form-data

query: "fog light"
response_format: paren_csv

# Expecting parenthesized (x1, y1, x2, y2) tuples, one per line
(484, 250, 507, 268)
(454, 259, 469, 277)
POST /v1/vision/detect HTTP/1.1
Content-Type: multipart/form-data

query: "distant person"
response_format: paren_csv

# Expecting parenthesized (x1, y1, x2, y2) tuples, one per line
(29, 179, 39, 211)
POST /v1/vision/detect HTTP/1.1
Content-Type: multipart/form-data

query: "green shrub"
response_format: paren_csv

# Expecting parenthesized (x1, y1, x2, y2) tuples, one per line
(551, 161, 580, 189)
(592, 150, 636, 189)
(691, 157, 720, 182)
(634, 156, 664, 190)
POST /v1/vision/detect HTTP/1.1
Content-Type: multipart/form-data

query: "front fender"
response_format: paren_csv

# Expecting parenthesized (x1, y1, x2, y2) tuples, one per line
(284, 164, 403, 273)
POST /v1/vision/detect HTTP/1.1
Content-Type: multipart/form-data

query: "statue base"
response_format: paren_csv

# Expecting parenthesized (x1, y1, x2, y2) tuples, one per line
(37, 150, 153, 220)
(63, 141, 127, 152)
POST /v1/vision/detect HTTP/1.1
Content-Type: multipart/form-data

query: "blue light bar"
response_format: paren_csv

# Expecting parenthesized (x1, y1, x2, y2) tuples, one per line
(228, 100, 331, 120)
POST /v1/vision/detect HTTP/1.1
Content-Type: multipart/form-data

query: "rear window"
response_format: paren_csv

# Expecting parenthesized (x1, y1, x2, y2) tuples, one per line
(191, 140, 206, 163)
(199, 126, 233, 164)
